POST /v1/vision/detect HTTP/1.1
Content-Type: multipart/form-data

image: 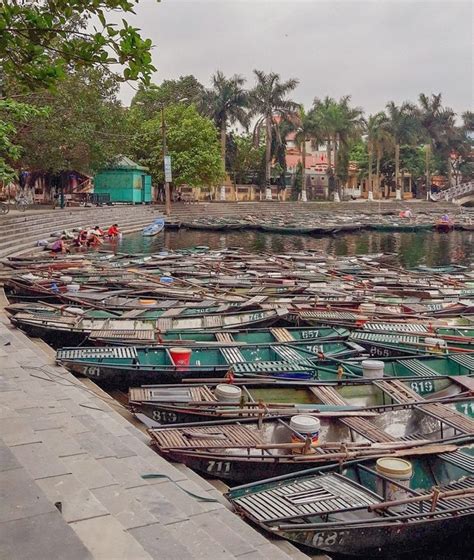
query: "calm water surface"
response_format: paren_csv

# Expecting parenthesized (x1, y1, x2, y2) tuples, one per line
(118, 229, 473, 267)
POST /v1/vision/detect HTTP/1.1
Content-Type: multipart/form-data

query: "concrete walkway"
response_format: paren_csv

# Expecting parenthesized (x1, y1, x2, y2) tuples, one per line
(0, 291, 308, 560)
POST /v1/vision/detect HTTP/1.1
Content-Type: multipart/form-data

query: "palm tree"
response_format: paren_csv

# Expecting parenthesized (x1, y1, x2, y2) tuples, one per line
(289, 106, 324, 201)
(322, 96, 364, 200)
(249, 70, 299, 200)
(312, 97, 336, 193)
(366, 112, 391, 199)
(385, 101, 417, 198)
(414, 93, 456, 196)
(206, 71, 249, 172)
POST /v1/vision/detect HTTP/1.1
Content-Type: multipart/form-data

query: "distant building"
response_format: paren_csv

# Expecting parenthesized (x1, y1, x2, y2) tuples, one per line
(94, 156, 152, 204)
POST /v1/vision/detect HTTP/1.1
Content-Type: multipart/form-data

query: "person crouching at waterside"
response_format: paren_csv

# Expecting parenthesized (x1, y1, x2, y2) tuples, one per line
(87, 231, 103, 248)
(107, 224, 120, 238)
(50, 236, 69, 255)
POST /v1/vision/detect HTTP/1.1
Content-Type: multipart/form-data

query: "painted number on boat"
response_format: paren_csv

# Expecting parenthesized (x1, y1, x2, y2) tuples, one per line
(84, 366, 100, 378)
(409, 380, 434, 394)
(151, 411, 178, 423)
(249, 312, 264, 322)
(301, 330, 319, 339)
(457, 402, 474, 417)
(206, 460, 231, 474)
(311, 531, 346, 547)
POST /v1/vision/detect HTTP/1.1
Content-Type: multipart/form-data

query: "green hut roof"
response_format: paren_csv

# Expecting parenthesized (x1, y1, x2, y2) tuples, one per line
(107, 155, 149, 171)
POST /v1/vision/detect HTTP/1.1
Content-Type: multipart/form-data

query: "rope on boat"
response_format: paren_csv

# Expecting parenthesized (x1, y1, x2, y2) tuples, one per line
(141, 473, 220, 502)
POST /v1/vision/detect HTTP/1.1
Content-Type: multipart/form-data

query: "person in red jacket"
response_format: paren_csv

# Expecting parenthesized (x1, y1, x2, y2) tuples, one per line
(107, 223, 120, 238)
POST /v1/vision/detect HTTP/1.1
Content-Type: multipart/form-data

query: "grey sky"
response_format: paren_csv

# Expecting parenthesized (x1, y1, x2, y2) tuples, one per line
(118, 0, 473, 115)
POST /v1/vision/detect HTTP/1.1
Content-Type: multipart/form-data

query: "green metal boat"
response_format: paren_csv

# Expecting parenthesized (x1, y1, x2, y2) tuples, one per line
(227, 443, 474, 556)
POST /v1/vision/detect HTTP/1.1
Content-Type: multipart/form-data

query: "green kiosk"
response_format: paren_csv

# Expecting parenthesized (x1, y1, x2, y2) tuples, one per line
(94, 156, 152, 203)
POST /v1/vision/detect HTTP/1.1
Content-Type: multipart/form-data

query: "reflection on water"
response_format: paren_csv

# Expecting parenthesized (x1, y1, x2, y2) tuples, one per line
(118, 229, 473, 267)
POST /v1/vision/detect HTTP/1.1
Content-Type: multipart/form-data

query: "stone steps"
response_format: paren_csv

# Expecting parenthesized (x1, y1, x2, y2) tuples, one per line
(0, 308, 305, 559)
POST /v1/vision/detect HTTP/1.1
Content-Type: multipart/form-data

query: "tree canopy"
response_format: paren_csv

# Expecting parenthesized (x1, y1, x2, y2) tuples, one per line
(128, 103, 224, 188)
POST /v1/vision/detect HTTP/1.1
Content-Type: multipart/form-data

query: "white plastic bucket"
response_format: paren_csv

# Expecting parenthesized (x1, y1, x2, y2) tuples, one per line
(290, 415, 321, 454)
(425, 337, 447, 353)
(60, 275, 73, 283)
(359, 303, 376, 314)
(66, 283, 80, 293)
(376, 457, 413, 512)
(215, 384, 242, 402)
(362, 359, 384, 379)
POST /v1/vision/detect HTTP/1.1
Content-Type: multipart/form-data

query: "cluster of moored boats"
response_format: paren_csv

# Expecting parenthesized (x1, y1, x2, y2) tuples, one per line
(173, 208, 474, 234)
(3, 246, 474, 556)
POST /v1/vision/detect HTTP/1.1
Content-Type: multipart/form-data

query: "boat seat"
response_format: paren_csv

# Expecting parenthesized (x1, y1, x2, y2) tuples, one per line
(449, 354, 474, 371)
(231, 473, 379, 523)
(220, 347, 246, 364)
(270, 328, 294, 343)
(373, 379, 421, 403)
(215, 332, 235, 343)
(415, 402, 474, 435)
(399, 359, 441, 377)
(57, 346, 138, 360)
(233, 361, 313, 374)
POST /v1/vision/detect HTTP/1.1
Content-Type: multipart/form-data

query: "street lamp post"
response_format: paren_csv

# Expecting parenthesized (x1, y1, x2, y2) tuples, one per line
(161, 105, 171, 216)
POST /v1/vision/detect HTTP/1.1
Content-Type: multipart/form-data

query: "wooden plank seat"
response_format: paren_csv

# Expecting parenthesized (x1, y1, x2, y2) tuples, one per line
(351, 331, 419, 344)
(220, 347, 246, 364)
(449, 354, 474, 371)
(273, 345, 310, 363)
(398, 359, 441, 377)
(57, 346, 138, 360)
(363, 323, 429, 333)
(340, 417, 396, 443)
(233, 361, 314, 374)
(416, 402, 474, 435)
(215, 332, 235, 343)
(93, 329, 155, 341)
(373, 379, 421, 404)
(270, 328, 294, 343)
(308, 386, 347, 405)
(232, 473, 379, 523)
(149, 423, 263, 450)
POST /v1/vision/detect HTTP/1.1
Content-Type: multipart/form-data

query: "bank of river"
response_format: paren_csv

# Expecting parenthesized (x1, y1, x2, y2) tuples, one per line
(118, 228, 473, 268)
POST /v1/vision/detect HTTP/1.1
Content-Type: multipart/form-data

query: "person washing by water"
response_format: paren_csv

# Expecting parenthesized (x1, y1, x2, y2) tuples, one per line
(50, 236, 69, 255)
(93, 225, 104, 236)
(74, 229, 88, 247)
(107, 224, 120, 238)
(87, 230, 103, 248)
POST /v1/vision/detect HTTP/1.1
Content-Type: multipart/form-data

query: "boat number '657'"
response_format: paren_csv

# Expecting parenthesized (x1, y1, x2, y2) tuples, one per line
(206, 461, 231, 474)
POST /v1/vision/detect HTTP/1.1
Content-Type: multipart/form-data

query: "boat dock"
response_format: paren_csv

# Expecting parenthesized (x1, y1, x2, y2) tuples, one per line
(0, 289, 316, 560)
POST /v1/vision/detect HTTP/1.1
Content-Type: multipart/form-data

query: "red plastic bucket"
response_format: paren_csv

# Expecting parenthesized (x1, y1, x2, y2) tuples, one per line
(169, 347, 192, 367)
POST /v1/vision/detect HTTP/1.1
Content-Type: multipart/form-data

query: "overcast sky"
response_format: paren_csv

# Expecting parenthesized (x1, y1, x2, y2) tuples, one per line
(118, 0, 473, 115)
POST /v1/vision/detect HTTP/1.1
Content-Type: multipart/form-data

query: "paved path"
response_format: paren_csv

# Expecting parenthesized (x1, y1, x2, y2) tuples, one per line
(0, 290, 310, 560)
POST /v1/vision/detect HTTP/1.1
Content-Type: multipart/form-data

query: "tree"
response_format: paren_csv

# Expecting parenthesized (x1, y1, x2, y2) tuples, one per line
(129, 103, 224, 190)
(130, 76, 206, 120)
(204, 71, 249, 174)
(313, 96, 364, 199)
(414, 93, 456, 193)
(249, 70, 299, 198)
(289, 106, 324, 201)
(0, 100, 46, 182)
(0, 1, 155, 89)
(385, 101, 417, 195)
(366, 112, 392, 198)
(226, 134, 265, 185)
(14, 69, 126, 175)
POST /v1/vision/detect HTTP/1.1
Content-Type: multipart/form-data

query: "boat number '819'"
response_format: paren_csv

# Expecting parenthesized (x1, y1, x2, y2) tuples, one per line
(409, 380, 434, 394)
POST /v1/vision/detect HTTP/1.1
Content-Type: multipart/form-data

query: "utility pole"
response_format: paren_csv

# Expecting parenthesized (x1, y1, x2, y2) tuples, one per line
(161, 105, 171, 216)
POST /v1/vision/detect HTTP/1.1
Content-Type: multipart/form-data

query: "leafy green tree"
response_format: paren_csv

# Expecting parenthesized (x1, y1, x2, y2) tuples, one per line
(14, 69, 126, 175)
(130, 76, 206, 120)
(129, 103, 224, 188)
(227, 134, 265, 185)
(0, 100, 46, 181)
(0, 0, 155, 89)
(249, 70, 299, 196)
(204, 71, 249, 173)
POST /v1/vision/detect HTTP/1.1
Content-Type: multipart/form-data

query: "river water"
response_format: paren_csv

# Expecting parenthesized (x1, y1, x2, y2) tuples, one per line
(119, 229, 473, 267)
